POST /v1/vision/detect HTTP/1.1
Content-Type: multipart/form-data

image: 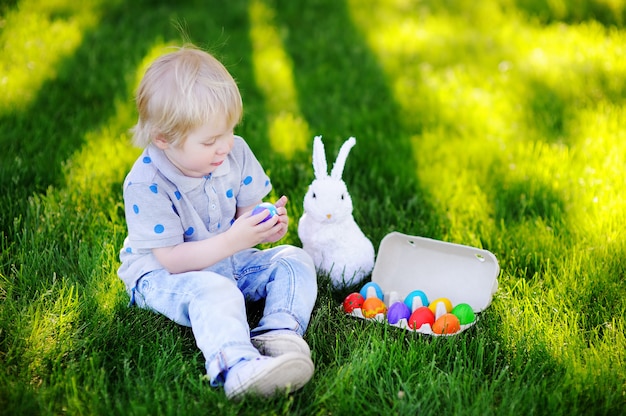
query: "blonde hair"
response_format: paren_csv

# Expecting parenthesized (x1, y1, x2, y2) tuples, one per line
(131, 45, 243, 148)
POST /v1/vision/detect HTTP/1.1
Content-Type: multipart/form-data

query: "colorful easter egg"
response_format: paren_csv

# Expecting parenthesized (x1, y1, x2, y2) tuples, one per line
(359, 282, 384, 300)
(343, 292, 365, 313)
(387, 302, 411, 324)
(451, 303, 476, 325)
(252, 202, 277, 223)
(362, 297, 387, 318)
(428, 297, 453, 315)
(408, 306, 435, 331)
(432, 313, 461, 335)
(404, 290, 429, 311)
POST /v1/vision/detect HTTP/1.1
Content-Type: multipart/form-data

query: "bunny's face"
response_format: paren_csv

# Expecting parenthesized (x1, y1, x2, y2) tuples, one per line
(303, 177, 353, 223)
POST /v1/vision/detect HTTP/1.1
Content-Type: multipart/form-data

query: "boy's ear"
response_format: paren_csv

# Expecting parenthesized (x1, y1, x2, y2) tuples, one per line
(153, 134, 170, 150)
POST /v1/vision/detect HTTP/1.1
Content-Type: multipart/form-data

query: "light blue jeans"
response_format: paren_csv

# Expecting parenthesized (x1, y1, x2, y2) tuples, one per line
(131, 245, 317, 386)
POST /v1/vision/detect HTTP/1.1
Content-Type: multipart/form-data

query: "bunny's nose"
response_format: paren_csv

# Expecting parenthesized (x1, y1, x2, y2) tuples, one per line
(326, 214, 332, 219)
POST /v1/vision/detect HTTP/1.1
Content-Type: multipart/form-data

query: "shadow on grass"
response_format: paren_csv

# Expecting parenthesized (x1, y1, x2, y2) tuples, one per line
(269, 0, 445, 242)
(492, 176, 566, 226)
(522, 73, 626, 147)
(513, 0, 625, 27)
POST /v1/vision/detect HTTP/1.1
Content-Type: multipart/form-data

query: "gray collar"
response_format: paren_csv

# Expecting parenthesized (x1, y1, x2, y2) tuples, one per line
(147, 144, 231, 192)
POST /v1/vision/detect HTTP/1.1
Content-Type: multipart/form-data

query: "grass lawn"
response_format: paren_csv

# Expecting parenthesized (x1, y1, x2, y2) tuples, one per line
(1, 0, 625, 414)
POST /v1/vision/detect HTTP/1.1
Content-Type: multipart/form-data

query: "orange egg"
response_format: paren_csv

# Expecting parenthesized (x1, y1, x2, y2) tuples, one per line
(361, 297, 387, 318)
(431, 313, 461, 335)
(428, 297, 453, 315)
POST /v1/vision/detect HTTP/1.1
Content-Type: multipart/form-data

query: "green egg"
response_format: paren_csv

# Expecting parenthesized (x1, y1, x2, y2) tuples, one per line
(451, 303, 476, 325)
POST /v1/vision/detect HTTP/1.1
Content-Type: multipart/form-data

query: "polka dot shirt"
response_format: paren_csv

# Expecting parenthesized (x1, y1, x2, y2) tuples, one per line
(117, 136, 272, 290)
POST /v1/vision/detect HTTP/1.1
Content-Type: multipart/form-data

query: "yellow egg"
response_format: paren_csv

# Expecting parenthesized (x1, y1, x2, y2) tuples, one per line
(428, 297, 453, 314)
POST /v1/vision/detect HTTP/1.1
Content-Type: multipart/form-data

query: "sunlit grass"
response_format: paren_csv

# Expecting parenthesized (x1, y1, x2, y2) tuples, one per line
(0, 0, 117, 114)
(64, 99, 137, 195)
(23, 279, 80, 384)
(248, 0, 310, 158)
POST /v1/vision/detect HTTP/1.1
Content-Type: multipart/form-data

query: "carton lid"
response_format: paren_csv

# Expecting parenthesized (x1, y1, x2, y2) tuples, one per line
(371, 232, 500, 312)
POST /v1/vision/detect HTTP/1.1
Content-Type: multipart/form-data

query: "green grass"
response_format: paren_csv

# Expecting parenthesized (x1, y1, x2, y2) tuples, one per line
(1, 0, 625, 414)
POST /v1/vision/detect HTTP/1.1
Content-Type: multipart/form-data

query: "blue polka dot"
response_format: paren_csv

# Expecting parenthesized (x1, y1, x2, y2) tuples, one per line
(226, 189, 234, 198)
(142, 156, 152, 164)
(172, 204, 178, 215)
(185, 227, 194, 236)
(230, 219, 235, 226)
(125, 247, 132, 253)
(133, 204, 139, 214)
(217, 223, 221, 229)
(174, 191, 182, 200)
(242, 176, 253, 185)
(154, 224, 165, 234)
(149, 184, 158, 194)
(265, 179, 270, 187)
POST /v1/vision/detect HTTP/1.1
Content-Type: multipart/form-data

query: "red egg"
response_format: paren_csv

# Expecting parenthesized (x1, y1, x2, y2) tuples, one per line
(362, 297, 387, 318)
(408, 306, 435, 331)
(343, 292, 365, 313)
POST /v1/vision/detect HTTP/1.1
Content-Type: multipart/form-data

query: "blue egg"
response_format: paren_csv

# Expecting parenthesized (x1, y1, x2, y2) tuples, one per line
(404, 290, 429, 312)
(360, 282, 384, 300)
(387, 302, 411, 324)
(252, 202, 277, 223)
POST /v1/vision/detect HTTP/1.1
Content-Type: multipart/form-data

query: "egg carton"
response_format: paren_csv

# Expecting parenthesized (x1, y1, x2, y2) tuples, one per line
(347, 232, 500, 336)
(348, 295, 478, 336)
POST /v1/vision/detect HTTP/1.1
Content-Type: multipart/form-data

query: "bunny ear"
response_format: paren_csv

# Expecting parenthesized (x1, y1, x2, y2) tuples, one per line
(312, 135, 328, 179)
(330, 137, 356, 179)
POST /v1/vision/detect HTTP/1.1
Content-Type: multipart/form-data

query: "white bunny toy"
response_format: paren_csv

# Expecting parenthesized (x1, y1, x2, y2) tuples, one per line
(298, 135, 375, 288)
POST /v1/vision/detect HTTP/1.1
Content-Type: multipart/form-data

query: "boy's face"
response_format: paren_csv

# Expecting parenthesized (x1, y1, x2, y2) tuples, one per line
(155, 119, 235, 178)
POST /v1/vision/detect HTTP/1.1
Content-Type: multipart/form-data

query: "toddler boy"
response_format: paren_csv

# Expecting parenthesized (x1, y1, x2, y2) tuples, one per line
(118, 45, 318, 399)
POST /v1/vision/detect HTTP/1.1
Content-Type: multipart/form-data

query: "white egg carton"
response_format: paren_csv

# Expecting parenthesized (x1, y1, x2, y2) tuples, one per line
(347, 232, 500, 335)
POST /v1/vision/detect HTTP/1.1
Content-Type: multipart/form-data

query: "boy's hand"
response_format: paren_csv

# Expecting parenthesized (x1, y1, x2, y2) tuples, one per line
(228, 195, 289, 247)
(263, 196, 289, 243)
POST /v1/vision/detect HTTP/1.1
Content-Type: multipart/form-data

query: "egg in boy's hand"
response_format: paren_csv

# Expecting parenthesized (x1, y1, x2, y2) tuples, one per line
(252, 203, 278, 223)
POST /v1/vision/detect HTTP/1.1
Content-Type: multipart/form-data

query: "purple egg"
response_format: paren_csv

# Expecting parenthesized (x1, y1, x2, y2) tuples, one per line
(252, 202, 277, 223)
(387, 302, 411, 324)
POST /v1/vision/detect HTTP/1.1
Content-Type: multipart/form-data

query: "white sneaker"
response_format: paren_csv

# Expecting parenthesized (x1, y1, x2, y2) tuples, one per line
(251, 330, 311, 357)
(224, 353, 314, 399)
